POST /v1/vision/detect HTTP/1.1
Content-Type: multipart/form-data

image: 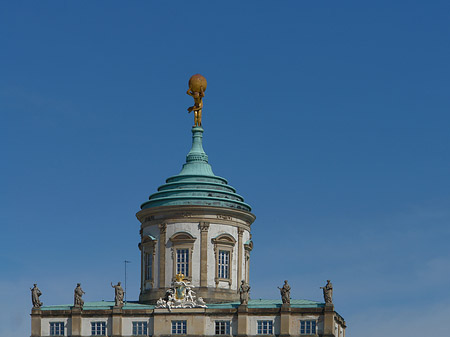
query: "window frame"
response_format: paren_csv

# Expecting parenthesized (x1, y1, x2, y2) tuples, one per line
(300, 320, 317, 335)
(215, 320, 231, 335)
(91, 321, 106, 336)
(212, 233, 236, 286)
(171, 320, 187, 335)
(218, 250, 230, 279)
(176, 248, 190, 276)
(132, 321, 148, 336)
(169, 232, 196, 281)
(139, 235, 157, 290)
(257, 320, 273, 335)
(49, 322, 64, 336)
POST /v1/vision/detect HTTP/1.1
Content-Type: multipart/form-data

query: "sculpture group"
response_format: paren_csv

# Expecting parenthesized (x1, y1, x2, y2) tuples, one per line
(156, 273, 207, 311)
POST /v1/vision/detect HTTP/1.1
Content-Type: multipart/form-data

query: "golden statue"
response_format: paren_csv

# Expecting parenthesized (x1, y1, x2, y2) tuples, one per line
(187, 74, 207, 127)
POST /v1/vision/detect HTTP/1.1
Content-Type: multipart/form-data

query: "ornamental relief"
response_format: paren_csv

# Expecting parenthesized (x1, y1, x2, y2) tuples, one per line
(216, 214, 233, 221)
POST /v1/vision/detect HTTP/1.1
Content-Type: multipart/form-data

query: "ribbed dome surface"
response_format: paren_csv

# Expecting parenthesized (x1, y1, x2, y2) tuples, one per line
(140, 127, 251, 212)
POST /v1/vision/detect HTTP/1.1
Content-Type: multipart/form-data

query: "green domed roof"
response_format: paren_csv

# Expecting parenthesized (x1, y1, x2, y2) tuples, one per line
(140, 127, 252, 212)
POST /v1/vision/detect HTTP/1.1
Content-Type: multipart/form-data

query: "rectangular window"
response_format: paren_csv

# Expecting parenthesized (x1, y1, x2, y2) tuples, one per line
(133, 321, 148, 336)
(300, 320, 316, 335)
(145, 253, 152, 281)
(218, 250, 230, 279)
(91, 322, 106, 336)
(257, 320, 273, 335)
(50, 322, 64, 336)
(172, 320, 187, 335)
(215, 321, 231, 335)
(176, 249, 189, 277)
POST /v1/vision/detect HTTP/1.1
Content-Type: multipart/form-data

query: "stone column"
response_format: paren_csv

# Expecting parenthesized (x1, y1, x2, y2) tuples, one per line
(30, 309, 41, 337)
(280, 303, 291, 337)
(158, 223, 166, 288)
(323, 303, 335, 337)
(199, 222, 210, 287)
(70, 307, 82, 337)
(237, 228, 244, 282)
(111, 307, 123, 337)
(237, 305, 248, 337)
(139, 242, 144, 293)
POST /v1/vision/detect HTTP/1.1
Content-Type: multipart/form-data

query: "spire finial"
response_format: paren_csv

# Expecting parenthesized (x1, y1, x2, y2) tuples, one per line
(186, 74, 207, 127)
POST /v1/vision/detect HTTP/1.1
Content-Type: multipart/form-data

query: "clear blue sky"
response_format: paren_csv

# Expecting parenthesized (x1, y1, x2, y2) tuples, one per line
(1, 1, 449, 336)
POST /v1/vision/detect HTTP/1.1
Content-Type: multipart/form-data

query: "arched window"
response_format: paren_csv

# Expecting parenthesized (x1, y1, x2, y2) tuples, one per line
(139, 235, 157, 290)
(169, 232, 197, 281)
(212, 233, 236, 286)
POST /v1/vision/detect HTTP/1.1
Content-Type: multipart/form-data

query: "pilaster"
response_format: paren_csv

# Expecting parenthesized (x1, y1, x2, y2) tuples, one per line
(70, 307, 82, 337)
(30, 309, 41, 337)
(238, 228, 244, 283)
(199, 222, 210, 287)
(158, 223, 166, 288)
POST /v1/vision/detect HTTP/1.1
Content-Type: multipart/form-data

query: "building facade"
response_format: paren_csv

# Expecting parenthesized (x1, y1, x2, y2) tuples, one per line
(31, 126, 346, 337)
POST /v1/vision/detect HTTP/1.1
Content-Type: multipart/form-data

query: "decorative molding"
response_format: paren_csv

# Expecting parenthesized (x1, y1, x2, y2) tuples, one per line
(199, 222, 210, 232)
(244, 240, 253, 252)
(169, 232, 197, 244)
(158, 223, 166, 234)
(211, 233, 236, 246)
(217, 214, 233, 221)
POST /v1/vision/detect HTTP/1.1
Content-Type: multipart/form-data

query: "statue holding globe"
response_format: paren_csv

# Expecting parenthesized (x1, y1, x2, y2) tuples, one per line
(186, 74, 207, 127)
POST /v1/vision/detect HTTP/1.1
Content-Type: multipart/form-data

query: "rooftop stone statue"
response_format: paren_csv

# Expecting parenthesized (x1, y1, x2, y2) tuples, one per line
(111, 282, 124, 307)
(278, 280, 291, 304)
(31, 284, 43, 309)
(320, 280, 333, 304)
(239, 280, 250, 305)
(74, 283, 85, 308)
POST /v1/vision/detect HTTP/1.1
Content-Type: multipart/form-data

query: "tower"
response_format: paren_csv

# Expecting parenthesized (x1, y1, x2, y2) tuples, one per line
(137, 126, 255, 303)
(30, 75, 347, 337)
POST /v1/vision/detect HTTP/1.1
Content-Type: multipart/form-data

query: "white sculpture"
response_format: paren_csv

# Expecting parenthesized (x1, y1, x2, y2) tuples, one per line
(156, 273, 207, 311)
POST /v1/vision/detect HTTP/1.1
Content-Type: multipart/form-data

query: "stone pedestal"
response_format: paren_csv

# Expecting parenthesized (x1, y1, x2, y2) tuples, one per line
(111, 307, 123, 337)
(280, 303, 291, 337)
(323, 303, 335, 337)
(30, 309, 41, 337)
(70, 307, 82, 337)
(237, 305, 249, 337)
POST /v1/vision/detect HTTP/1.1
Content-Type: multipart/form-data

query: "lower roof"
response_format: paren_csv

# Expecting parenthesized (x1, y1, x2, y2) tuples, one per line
(41, 299, 324, 311)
